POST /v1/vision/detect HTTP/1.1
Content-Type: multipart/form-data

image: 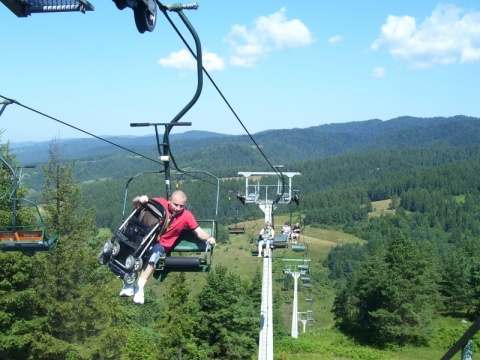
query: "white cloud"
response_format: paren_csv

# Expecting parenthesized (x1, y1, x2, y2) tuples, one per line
(225, 7, 314, 67)
(157, 49, 225, 72)
(371, 66, 387, 78)
(328, 35, 343, 45)
(371, 3, 480, 68)
(202, 52, 226, 72)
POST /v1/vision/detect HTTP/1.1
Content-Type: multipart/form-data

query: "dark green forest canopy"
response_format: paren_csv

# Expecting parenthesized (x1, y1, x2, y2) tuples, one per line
(2, 115, 480, 357)
(12, 114, 480, 177)
(8, 115, 480, 236)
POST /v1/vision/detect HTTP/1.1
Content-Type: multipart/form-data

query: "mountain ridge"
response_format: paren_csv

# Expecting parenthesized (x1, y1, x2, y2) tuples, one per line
(10, 115, 480, 168)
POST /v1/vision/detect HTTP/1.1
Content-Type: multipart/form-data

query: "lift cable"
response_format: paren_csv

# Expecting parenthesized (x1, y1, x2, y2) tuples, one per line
(0, 95, 164, 166)
(161, 8, 282, 179)
(0, 96, 251, 199)
(0, 94, 297, 211)
(1, 7, 293, 196)
(162, 9, 294, 208)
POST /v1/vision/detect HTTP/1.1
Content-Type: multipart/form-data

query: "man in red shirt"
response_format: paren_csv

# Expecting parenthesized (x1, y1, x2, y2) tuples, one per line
(119, 190, 216, 304)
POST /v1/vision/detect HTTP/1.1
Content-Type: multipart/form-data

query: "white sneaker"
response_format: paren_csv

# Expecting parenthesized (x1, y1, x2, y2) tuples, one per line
(119, 284, 134, 297)
(133, 285, 144, 304)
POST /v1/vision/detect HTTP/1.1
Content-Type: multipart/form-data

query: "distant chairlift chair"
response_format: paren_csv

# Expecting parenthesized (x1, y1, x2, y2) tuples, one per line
(0, 155, 58, 254)
(271, 233, 289, 249)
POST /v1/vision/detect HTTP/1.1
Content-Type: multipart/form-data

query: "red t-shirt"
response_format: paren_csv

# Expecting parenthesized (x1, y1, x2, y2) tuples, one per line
(152, 197, 199, 252)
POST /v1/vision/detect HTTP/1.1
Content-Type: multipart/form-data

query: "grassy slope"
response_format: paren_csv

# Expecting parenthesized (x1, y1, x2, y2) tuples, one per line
(368, 199, 396, 217)
(148, 206, 466, 359)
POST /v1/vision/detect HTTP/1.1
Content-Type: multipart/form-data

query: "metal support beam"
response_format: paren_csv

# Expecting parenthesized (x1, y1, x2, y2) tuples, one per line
(1, 0, 94, 17)
(258, 257, 273, 360)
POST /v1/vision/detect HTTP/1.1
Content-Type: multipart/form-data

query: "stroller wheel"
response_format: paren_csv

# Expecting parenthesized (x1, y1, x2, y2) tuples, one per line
(133, 257, 143, 271)
(124, 271, 137, 285)
(112, 241, 121, 257)
(125, 255, 135, 270)
(103, 241, 113, 255)
(96, 250, 107, 265)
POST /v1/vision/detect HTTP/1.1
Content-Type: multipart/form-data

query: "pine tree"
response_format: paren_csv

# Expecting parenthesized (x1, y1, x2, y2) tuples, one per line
(369, 233, 438, 346)
(351, 243, 389, 341)
(0, 140, 45, 359)
(195, 265, 258, 359)
(28, 138, 131, 358)
(159, 272, 208, 360)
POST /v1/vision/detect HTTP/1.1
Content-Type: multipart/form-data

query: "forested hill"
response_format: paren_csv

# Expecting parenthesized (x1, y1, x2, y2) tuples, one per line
(11, 115, 480, 170)
(3, 116, 480, 358)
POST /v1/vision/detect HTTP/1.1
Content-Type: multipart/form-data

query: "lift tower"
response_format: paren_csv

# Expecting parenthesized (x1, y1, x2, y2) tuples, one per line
(238, 171, 300, 224)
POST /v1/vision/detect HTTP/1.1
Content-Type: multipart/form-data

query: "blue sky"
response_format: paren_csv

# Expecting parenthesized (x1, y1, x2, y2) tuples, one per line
(1, 0, 480, 143)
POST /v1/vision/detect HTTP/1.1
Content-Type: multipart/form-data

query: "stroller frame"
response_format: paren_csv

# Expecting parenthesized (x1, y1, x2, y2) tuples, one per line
(98, 199, 167, 285)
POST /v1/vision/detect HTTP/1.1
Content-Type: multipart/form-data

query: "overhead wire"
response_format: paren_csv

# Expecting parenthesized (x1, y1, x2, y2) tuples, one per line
(0, 95, 163, 166)
(1, 5, 297, 204)
(161, 9, 296, 204)
(0, 95, 245, 202)
(161, 9, 283, 179)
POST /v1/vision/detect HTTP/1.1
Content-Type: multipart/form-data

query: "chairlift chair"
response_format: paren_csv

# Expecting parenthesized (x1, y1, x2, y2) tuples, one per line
(291, 230, 307, 252)
(153, 220, 215, 282)
(298, 264, 309, 274)
(228, 225, 246, 235)
(0, 156, 57, 254)
(251, 236, 274, 257)
(228, 217, 245, 235)
(292, 243, 307, 252)
(228, 195, 246, 234)
(0, 228, 57, 253)
(271, 233, 289, 249)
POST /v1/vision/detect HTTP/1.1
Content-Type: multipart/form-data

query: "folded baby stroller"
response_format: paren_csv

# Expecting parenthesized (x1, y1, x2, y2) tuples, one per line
(97, 199, 167, 285)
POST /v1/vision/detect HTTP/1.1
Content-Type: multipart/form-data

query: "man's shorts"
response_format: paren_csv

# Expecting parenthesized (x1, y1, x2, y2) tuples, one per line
(148, 242, 165, 266)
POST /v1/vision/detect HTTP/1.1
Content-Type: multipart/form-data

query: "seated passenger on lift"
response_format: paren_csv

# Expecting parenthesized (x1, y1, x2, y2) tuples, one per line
(119, 190, 216, 304)
(281, 222, 291, 239)
(258, 222, 274, 258)
(291, 222, 301, 244)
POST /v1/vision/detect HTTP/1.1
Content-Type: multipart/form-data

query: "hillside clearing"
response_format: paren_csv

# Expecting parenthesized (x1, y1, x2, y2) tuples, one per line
(369, 199, 395, 217)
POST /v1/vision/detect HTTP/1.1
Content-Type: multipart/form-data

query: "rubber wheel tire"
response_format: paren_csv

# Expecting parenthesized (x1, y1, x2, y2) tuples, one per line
(124, 271, 137, 285)
(134, 0, 157, 34)
(103, 241, 112, 255)
(125, 255, 135, 270)
(112, 241, 121, 257)
(96, 250, 107, 265)
(133, 257, 143, 271)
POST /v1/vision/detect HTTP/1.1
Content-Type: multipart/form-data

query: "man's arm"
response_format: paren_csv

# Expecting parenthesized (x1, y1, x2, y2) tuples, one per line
(133, 195, 149, 205)
(193, 226, 216, 246)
